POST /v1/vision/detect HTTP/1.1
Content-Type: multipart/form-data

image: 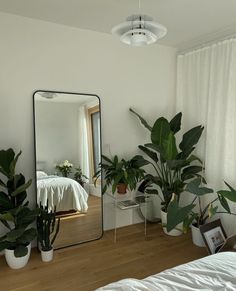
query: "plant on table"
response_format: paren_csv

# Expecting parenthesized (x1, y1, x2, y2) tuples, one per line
(55, 160, 73, 177)
(0, 148, 38, 268)
(95, 154, 149, 194)
(130, 108, 204, 214)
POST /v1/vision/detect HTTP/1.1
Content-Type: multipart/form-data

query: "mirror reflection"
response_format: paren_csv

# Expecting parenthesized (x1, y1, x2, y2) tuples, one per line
(34, 91, 102, 249)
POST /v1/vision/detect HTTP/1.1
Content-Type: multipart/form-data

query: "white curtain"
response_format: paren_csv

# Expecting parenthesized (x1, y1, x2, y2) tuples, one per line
(78, 106, 90, 180)
(176, 39, 236, 234)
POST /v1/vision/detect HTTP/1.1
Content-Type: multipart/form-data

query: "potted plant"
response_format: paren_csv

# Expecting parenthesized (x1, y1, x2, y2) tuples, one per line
(166, 178, 236, 246)
(96, 154, 148, 194)
(130, 109, 204, 235)
(37, 203, 60, 262)
(74, 166, 88, 188)
(55, 160, 73, 177)
(0, 149, 38, 269)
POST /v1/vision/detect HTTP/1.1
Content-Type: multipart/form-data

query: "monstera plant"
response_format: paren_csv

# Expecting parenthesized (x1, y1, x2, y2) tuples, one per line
(0, 149, 38, 269)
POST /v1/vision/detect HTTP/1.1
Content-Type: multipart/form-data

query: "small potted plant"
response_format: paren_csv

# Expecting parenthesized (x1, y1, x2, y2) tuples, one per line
(55, 160, 73, 177)
(96, 154, 148, 194)
(0, 149, 38, 269)
(166, 178, 236, 246)
(130, 108, 204, 236)
(74, 166, 88, 188)
(37, 203, 60, 262)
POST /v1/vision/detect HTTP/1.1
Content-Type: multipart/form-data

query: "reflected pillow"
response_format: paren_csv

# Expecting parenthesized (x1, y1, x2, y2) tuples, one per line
(37, 171, 48, 179)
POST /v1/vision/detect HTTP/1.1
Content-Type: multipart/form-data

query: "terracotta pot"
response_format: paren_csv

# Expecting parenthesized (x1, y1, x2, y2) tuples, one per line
(191, 224, 205, 247)
(160, 210, 183, 236)
(117, 183, 128, 194)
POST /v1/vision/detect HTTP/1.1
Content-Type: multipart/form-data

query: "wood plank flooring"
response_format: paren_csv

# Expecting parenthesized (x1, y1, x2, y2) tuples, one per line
(0, 223, 207, 291)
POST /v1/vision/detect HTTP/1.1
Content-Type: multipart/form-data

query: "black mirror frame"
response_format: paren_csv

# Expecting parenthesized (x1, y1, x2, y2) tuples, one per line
(33, 89, 103, 250)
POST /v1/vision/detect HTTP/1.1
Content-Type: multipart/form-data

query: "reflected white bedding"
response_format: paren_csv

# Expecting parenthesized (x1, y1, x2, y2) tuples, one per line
(97, 252, 236, 290)
(37, 175, 88, 212)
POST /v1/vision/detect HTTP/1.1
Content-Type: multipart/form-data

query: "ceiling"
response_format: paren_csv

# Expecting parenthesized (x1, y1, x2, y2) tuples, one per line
(0, 0, 236, 49)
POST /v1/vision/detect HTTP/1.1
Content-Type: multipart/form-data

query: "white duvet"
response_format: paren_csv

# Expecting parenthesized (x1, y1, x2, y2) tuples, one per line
(97, 252, 236, 291)
(37, 175, 88, 212)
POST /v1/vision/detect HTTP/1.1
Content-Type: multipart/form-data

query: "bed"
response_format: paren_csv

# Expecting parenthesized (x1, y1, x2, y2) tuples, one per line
(36, 171, 88, 212)
(97, 252, 236, 290)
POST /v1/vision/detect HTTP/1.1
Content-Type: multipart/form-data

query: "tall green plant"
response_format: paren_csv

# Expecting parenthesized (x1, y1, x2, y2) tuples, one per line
(130, 109, 204, 211)
(0, 149, 38, 257)
(37, 203, 60, 251)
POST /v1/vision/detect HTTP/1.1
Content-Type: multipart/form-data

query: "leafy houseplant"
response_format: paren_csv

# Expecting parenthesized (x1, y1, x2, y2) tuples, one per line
(130, 109, 204, 213)
(167, 178, 236, 238)
(56, 160, 73, 177)
(97, 154, 148, 194)
(0, 149, 38, 269)
(37, 203, 60, 262)
(74, 167, 88, 188)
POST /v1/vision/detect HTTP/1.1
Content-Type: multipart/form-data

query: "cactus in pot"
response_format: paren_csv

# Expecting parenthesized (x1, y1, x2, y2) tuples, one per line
(37, 202, 60, 262)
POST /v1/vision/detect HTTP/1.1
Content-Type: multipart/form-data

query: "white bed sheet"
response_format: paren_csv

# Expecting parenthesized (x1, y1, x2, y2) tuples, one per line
(97, 252, 236, 291)
(37, 175, 88, 212)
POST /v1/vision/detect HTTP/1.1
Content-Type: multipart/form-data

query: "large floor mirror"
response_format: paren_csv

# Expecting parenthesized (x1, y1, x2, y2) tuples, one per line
(33, 90, 102, 249)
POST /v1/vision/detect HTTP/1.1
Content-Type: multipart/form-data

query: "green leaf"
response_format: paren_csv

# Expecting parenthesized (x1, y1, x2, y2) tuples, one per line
(224, 181, 236, 192)
(218, 194, 231, 213)
(6, 229, 25, 242)
(9, 150, 22, 178)
(179, 126, 204, 158)
(163, 132, 178, 160)
(169, 112, 182, 134)
(0, 191, 13, 210)
(0, 241, 12, 252)
(217, 189, 236, 202)
(129, 108, 152, 131)
(101, 155, 113, 164)
(138, 146, 158, 163)
(166, 194, 196, 232)
(0, 212, 14, 222)
(18, 228, 37, 244)
(186, 178, 213, 196)
(11, 179, 32, 197)
(151, 117, 170, 147)
(130, 155, 150, 168)
(0, 148, 15, 178)
(181, 166, 204, 181)
(14, 245, 28, 257)
(166, 159, 188, 170)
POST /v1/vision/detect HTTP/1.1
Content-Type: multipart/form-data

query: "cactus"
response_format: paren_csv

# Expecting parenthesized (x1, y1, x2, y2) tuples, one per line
(37, 201, 60, 251)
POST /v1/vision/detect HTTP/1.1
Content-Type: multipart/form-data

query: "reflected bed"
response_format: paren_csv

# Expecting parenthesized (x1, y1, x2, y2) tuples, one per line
(97, 252, 236, 290)
(37, 171, 88, 212)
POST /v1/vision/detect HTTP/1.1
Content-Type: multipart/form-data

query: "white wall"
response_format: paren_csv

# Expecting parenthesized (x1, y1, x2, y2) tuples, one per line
(0, 12, 177, 232)
(35, 101, 79, 174)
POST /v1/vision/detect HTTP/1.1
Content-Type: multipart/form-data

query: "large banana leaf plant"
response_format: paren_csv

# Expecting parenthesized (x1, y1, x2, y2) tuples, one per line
(0, 149, 39, 257)
(130, 108, 204, 212)
(167, 178, 236, 232)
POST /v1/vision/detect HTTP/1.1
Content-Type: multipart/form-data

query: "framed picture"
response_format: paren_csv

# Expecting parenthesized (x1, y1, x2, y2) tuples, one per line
(200, 219, 227, 254)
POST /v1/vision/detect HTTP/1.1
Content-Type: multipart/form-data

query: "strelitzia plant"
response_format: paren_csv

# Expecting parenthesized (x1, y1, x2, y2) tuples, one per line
(130, 108, 204, 212)
(166, 178, 236, 232)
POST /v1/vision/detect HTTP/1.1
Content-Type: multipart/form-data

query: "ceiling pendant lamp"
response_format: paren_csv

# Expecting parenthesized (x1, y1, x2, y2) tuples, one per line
(111, 1, 167, 47)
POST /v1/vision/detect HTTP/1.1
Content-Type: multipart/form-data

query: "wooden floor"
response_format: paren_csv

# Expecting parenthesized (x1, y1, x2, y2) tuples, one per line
(0, 223, 207, 291)
(54, 195, 102, 248)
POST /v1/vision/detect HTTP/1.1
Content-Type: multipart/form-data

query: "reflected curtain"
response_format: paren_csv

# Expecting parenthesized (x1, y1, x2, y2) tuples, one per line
(78, 106, 90, 180)
(176, 39, 236, 234)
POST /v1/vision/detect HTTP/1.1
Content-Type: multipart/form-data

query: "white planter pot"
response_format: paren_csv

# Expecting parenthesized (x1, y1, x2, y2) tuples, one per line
(41, 249, 53, 262)
(5, 244, 31, 269)
(161, 210, 183, 236)
(191, 224, 205, 247)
